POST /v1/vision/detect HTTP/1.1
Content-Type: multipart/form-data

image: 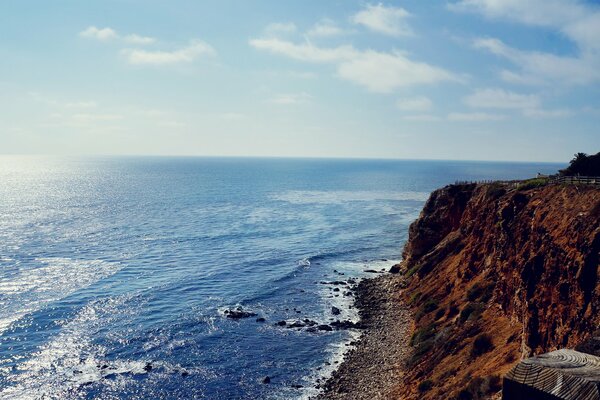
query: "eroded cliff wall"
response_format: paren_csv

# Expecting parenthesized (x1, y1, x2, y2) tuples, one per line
(397, 183, 600, 399)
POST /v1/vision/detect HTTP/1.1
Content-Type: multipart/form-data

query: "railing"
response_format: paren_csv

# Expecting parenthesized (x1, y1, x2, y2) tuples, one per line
(454, 176, 600, 188)
(549, 175, 600, 186)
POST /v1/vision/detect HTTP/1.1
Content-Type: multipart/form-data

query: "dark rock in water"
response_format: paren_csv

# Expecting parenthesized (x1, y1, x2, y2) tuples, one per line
(318, 324, 333, 332)
(100, 364, 109, 370)
(276, 320, 287, 326)
(144, 363, 152, 372)
(332, 288, 340, 292)
(306, 327, 317, 333)
(303, 319, 317, 326)
(255, 317, 266, 322)
(389, 264, 402, 274)
(181, 371, 189, 377)
(331, 306, 341, 316)
(330, 320, 365, 330)
(224, 309, 257, 319)
(364, 269, 380, 273)
(288, 320, 306, 328)
(262, 376, 271, 384)
(291, 384, 303, 389)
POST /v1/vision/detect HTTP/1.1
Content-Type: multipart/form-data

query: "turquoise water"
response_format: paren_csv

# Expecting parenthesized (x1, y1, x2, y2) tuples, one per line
(0, 157, 562, 399)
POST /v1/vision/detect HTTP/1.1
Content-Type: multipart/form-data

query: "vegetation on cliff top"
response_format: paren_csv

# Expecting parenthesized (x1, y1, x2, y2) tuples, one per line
(560, 151, 600, 176)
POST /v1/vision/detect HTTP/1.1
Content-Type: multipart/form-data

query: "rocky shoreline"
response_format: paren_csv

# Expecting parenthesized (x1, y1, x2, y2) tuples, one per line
(315, 272, 413, 400)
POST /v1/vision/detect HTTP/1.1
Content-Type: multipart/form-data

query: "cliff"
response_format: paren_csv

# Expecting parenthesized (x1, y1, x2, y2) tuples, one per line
(396, 183, 600, 399)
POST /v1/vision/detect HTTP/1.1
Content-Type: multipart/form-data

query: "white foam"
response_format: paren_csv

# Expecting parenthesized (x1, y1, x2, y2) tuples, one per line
(0, 294, 145, 399)
(289, 259, 401, 400)
(272, 190, 429, 205)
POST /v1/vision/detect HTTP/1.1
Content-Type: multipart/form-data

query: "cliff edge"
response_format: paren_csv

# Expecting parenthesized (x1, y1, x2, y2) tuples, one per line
(398, 183, 600, 399)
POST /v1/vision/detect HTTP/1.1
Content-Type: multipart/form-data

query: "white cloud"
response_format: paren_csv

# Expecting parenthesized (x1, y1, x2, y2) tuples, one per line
(307, 19, 345, 38)
(396, 96, 433, 112)
(450, 1, 600, 85)
(249, 38, 356, 63)
(269, 92, 312, 105)
(464, 88, 539, 109)
(249, 38, 461, 92)
(337, 50, 460, 92)
(79, 26, 118, 41)
(474, 37, 600, 85)
(80, 26, 156, 46)
(122, 40, 215, 65)
(448, 112, 505, 121)
(124, 34, 156, 45)
(351, 3, 413, 37)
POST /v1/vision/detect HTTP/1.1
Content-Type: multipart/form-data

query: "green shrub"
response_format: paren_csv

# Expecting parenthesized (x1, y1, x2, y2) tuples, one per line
(517, 178, 548, 191)
(407, 338, 434, 368)
(418, 379, 434, 392)
(466, 282, 495, 303)
(471, 334, 494, 358)
(459, 302, 485, 323)
(410, 323, 436, 346)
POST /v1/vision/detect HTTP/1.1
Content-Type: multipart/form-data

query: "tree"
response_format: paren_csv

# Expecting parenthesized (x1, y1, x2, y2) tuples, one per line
(559, 152, 600, 176)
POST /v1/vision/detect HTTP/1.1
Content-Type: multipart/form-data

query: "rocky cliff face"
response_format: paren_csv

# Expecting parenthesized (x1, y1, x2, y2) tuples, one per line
(397, 183, 600, 399)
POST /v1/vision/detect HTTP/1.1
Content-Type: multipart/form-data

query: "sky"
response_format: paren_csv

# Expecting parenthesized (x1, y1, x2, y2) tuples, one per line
(1, 0, 599, 162)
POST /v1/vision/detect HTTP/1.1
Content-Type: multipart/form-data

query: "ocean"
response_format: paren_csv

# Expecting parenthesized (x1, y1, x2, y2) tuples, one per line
(0, 156, 562, 399)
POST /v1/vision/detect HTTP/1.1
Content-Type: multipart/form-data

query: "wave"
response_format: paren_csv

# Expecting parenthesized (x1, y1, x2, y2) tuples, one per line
(0, 257, 122, 335)
(271, 190, 430, 205)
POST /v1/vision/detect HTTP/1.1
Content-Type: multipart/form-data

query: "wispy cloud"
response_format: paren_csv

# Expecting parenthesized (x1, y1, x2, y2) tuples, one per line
(307, 19, 346, 38)
(401, 114, 440, 121)
(79, 26, 155, 44)
(448, 112, 505, 121)
(123, 34, 156, 45)
(396, 96, 433, 112)
(351, 4, 412, 37)
(464, 88, 539, 109)
(264, 22, 297, 37)
(122, 40, 215, 65)
(269, 92, 312, 105)
(450, 1, 600, 85)
(249, 37, 460, 92)
(474, 37, 600, 85)
(79, 26, 118, 41)
(463, 88, 574, 119)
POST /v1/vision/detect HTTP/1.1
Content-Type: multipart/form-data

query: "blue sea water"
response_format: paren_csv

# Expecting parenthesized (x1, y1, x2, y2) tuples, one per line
(0, 156, 563, 399)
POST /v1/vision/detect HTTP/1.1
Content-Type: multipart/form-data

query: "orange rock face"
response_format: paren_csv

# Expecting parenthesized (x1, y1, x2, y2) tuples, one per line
(398, 183, 600, 399)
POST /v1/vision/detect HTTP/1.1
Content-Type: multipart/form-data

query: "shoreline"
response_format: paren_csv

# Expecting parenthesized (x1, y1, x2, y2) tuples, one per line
(315, 273, 413, 399)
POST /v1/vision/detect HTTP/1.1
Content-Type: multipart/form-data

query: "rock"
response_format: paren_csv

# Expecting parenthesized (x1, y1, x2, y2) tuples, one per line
(291, 384, 303, 389)
(224, 309, 257, 319)
(276, 320, 287, 326)
(262, 376, 271, 384)
(255, 317, 266, 322)
(364, 269, 380, 273)
(318, 324, 333, 332)
(288, 320, 306, 328)
(389, 264, 402, 274)
(181, 371, 189, 377)
(333, 288, 340, 292)
(144, 363, 152, 372)
(331, 306, 341, 316)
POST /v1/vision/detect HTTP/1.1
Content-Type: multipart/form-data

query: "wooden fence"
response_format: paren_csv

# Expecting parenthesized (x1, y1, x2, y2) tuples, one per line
(454, 176, 600, 188)
(549, 175, 600, 186)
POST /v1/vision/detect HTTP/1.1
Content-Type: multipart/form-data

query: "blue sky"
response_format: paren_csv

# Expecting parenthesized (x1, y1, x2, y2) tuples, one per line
(1, 0, 599, 161)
